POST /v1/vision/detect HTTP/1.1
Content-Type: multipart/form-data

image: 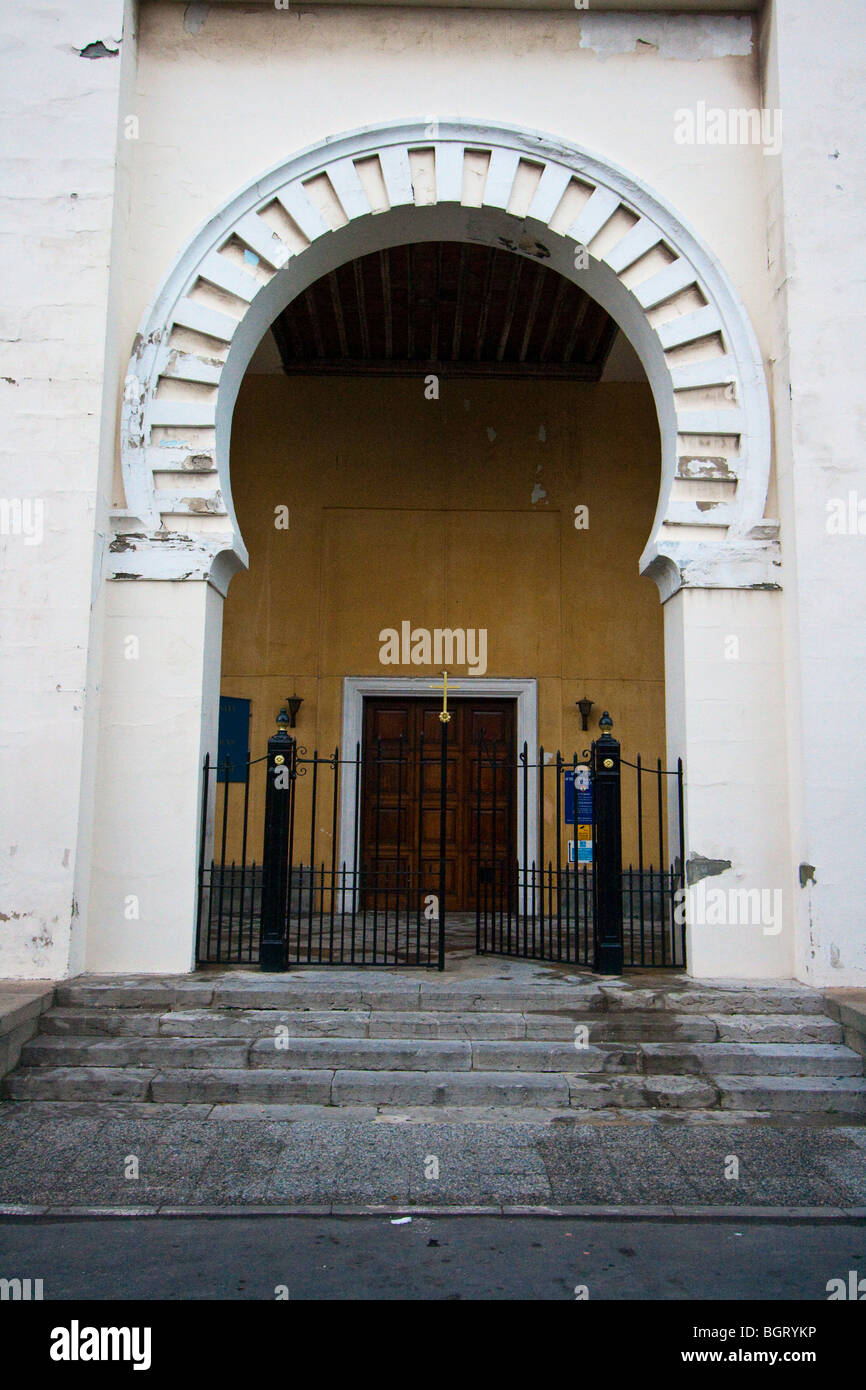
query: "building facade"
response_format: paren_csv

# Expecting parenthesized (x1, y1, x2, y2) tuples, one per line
(1, 0, 864, 985)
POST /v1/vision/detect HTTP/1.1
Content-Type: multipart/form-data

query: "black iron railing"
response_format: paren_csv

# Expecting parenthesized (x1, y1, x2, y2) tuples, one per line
(196, 720, 686, 971)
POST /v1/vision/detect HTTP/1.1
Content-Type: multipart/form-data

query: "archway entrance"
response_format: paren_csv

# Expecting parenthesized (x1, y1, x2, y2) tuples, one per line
(93, 121, 785, 982)
(202, 229, 677, 969)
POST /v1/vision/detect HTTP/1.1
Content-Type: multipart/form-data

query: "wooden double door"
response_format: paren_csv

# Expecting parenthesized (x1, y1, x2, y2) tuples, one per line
(360, 697, 516, 910)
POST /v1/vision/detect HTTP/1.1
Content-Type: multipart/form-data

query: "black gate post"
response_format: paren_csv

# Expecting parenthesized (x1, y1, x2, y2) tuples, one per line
(437, 715, 447, 971)
(260, 713, 294, 972)
(592, 712, 623, 975)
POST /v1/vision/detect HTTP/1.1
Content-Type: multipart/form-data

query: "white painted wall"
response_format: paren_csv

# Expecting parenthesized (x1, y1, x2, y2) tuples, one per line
(87, 578, 223, 973)
(665, 588, 793, 979)
(762, 0, 866, 986)
(0, 0, 135, 979)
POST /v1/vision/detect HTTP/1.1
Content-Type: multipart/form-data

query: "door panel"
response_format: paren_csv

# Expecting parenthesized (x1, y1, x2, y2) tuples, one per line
(361, 697, 516, 910)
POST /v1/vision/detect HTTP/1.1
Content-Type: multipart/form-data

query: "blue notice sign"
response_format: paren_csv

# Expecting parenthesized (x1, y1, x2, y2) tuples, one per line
(564, 767, 592, 825)
(217, 696, 251, 781)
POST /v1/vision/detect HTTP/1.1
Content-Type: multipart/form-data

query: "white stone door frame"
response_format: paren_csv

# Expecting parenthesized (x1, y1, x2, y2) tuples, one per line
(338, 676, 538, 902)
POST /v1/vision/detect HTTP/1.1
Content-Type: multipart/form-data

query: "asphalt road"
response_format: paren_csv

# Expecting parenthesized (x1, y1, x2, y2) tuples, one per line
(1, 1214, 863, 1300)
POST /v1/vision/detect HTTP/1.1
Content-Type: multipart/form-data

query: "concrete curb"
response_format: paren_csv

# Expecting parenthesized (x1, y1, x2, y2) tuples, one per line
(1, 1202, 864, 1221)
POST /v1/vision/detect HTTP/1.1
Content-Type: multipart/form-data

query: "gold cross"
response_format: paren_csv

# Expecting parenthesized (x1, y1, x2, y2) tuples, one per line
(428, 670, 463, 723)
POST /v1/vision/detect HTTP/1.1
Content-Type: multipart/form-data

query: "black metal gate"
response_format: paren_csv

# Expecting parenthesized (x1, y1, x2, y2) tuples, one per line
(474, 734, 686, 970)
(196, 732, 449, 968)
(196, 711, 686, 971)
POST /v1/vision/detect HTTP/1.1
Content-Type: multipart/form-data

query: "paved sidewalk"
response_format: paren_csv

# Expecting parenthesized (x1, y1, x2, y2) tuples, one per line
(1, 1102, 865, 1214)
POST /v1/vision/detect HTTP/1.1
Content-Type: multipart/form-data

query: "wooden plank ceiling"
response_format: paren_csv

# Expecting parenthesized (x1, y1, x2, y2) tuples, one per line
(270, 241, 618, 379)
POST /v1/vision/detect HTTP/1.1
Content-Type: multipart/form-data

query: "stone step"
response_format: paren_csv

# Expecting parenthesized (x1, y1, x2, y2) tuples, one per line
(40, 1008, 374, 1041)
(707, 1013, 843, 1044)
(152, 1068, 573, 1107)
(8, 1062, 866, 1115)
(52, 974, 829, 1017)
(54, 977, 609, 1014)
(714, 1075, 866, 1115)
(37, 1005, 723, 1043)
(658, 986, 825, 1016)
(640, 1042, 863, 1077)
(2, 1067, 157, 1102)
(19, 1033, 633, 1074)
(39, 1008, 166, 1038)
(522, 1014, 719, 1042)
(19, 1036, 251, 1069)
(24, 1033, 856, 1081)
(252, 1038, 469, 1072)
(249, 1038, 631, 1073)
(566, 1073, 719, 1110)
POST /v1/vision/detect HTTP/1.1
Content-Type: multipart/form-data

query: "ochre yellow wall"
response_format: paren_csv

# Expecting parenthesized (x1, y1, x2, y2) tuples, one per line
(219, 372, 666, 864)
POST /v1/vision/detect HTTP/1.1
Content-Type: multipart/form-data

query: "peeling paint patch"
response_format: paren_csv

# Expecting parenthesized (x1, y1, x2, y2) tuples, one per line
(531, 482, 547, 504)
(830, 944, 841, 969)
(578, 15, 752, 61)
(799, 862, 817, 887)
(678, 456, 735, 480)
(486, 426, 496, 443)
(497, 234, 550, 260)
(184, 3, 210, 36)
(686, 853, 732, 885)
(79, 40, 119, 60)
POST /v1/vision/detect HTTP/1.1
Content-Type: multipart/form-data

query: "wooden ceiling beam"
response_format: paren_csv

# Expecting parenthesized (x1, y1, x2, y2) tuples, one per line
(582, 308, 620, 369)
(473, 248, 497, 361)
(496, 255, 523, 361)
(451, 244, 467, 360)
(328, 271, 348, 358)
(379, 249, 393, 359)
(406, 245, 415, 360)
(539, 278, 569, 363)
(518, 262, 547, 362)
(562, 291, 591, 363)
(430, 242, 441, 363)
(304, 287, 326, 359)
(354, 258, 370, 358)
